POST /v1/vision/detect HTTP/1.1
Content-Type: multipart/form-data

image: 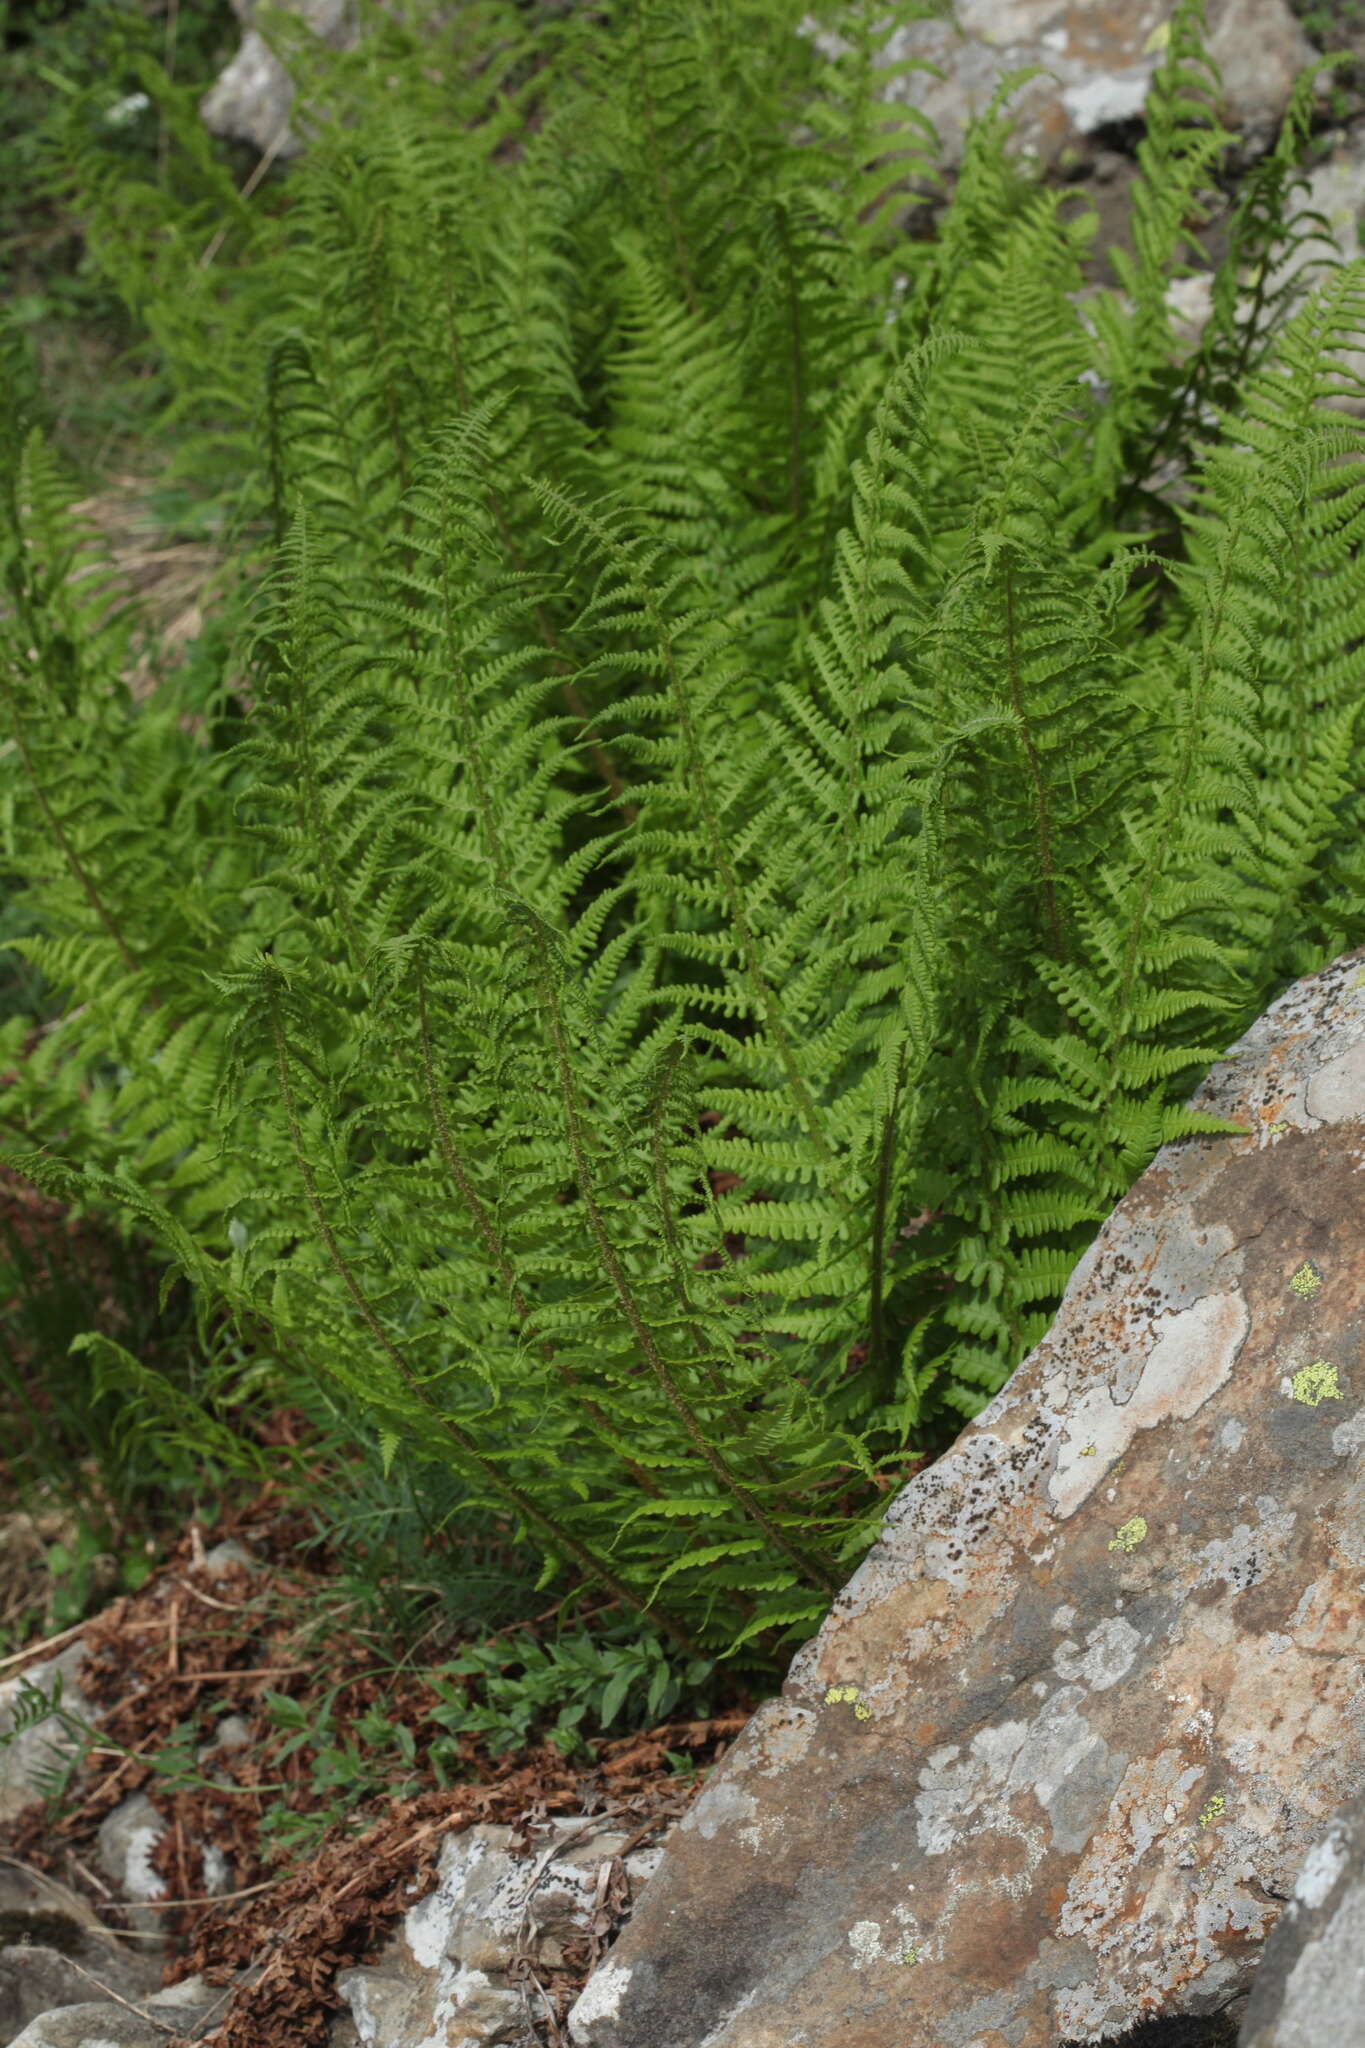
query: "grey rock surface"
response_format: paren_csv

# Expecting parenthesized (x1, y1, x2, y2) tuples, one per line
(0, 1862, 122, 1960)
(1236, 1783, 1365, 2046)
(335, 1817, 671, 2048)
(809, 0, 1322, 176)
(567, 947, 1365, 2046)
(0, 1944, 162, 2045)
(6, 2005, 168, 2048)
(0, 1863, 166, 2047)
(199, 0, 354, 157)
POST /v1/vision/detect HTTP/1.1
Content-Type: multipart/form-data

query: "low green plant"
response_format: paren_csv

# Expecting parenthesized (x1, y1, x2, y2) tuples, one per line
(248, 1624, 716, 1856)
(1, 0, 1363, 1685)
(0, 1674, 293, 1828)
(426, 1625, 717, 1763)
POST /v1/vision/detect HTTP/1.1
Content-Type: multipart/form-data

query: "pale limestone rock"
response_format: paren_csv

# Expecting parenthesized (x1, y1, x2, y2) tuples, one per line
(0, 1930, 161, 2045)
(7, 2007, 167, 2048)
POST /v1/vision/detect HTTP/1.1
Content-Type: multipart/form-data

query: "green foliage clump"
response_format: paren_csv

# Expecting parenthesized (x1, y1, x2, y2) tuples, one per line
(424, 1624, 716, 1761)
(2, 0, 1364, 1675)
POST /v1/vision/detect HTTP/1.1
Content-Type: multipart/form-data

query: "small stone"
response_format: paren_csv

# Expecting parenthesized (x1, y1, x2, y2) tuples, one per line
(199, 1712, 251, 1759)
(199, 0, 357, 156)
(96, 1793, 166, 1904)
(199, 1539, 255, 1579)
(336, 1815, 673, 2048)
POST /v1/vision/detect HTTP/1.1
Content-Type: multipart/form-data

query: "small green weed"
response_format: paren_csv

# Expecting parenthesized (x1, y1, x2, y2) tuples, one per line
(244, 1627, 716, 1861)
(426, 1627, 717, 1766)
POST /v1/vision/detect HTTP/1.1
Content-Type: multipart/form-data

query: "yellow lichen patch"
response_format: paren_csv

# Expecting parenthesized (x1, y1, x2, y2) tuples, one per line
(1352, 966, 1365, 990)
(1289, 1261, 1323, 1299)
(1107, 1516, 1148, 1554)
(900, 1943, 921, 1966)
(1291, 1360, 1342, 1407)
(1079, 1443, 1097, 1457)
(1197, 1794, 1225, 1829)
(824, 1682, 873, 1720)
(1267, 1119, 1290, 1138)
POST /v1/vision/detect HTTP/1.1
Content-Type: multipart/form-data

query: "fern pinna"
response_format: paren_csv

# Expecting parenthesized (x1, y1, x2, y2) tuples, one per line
(2, 0, 1363, 1669)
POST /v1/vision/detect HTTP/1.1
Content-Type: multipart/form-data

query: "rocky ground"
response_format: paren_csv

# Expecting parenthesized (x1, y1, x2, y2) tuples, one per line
(0, 1488, 754, 2047)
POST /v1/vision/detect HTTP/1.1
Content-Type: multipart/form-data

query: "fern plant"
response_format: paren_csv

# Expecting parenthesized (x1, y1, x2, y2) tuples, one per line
(2, 0, 1363, 1672)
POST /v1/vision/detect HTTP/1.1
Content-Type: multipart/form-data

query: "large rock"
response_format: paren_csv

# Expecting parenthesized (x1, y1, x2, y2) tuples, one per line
(336, 1817, 670, 2048)
(3, 1963, 236, 2048)
(1237, 1782, 1365, 2045)
(0, 1861, 118, 1958)
(200, 0, 1320, 177)
(569, 948, 1365, 2048)
(810, 0, 1322, 175)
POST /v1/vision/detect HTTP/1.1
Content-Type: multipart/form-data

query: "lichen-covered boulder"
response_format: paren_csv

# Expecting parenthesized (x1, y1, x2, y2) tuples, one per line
(569, 949, 1365, 2048)
(1237, 1782, 1365, 2046)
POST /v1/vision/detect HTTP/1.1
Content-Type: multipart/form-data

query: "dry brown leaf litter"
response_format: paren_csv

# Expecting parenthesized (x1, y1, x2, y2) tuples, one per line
(1, 1495, 753, 2048)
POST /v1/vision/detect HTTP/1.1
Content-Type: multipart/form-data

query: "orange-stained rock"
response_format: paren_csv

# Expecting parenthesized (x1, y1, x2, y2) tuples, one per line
(568, 949, 1365, 2048)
